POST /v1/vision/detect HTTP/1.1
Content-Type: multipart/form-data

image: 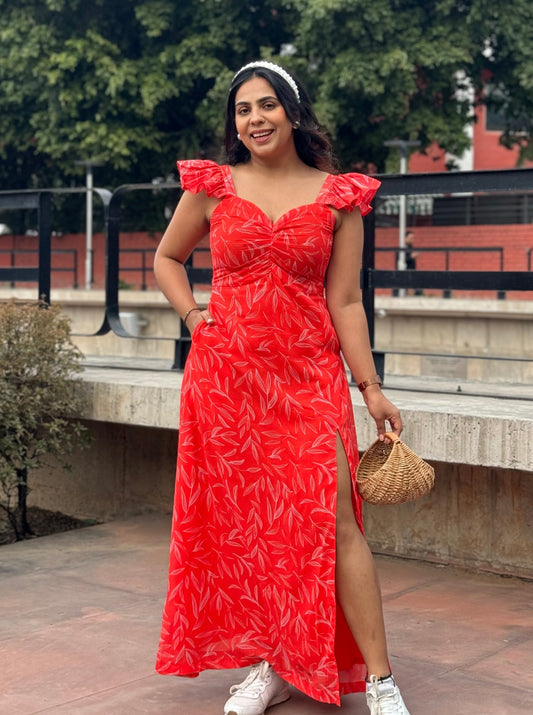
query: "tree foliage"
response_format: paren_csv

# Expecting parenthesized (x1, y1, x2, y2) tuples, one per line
(467, 0, 533, 162)
(0, 0, 532, 189)
(0, 300, 88, 540)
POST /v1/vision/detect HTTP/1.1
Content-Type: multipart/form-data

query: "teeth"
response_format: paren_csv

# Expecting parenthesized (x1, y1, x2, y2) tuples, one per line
(251, 131, 272, 138)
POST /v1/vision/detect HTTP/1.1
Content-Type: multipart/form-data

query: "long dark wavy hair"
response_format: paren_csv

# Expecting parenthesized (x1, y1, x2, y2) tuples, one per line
(224, 64, 337, 173)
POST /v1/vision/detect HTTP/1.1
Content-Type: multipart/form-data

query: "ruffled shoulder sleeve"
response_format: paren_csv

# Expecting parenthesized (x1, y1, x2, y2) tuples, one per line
(176, 159, 233, 199)
(318, 172, 381, 216)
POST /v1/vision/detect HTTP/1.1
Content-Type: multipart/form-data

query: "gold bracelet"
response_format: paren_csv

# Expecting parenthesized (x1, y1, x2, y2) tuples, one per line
(183, 307, 201, 324)
(357, 374, 383, 392)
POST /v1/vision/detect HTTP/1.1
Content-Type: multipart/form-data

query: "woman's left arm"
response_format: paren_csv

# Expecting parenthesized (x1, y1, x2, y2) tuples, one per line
(325, 207, 402, 438)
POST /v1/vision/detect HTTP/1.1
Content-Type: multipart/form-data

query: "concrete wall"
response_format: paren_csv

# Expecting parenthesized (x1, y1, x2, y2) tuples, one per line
(376, 296, 533, 382)
(2, 289, 531, 380)
(30, 422, 177, 520)
(30, 419, 533, 580)
(0, 288, 208, 361)
(7, 287, 532, 577)
(364, 462, 533, 580)
(28, 367, 533, 579)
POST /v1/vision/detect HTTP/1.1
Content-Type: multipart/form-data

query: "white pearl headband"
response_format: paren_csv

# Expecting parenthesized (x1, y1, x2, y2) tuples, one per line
(232, 61, 301, 103)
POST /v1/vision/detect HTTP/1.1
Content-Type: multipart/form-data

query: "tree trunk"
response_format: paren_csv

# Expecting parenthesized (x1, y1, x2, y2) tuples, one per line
(0, 501, 21, 541)
(17, 467, 31, 538)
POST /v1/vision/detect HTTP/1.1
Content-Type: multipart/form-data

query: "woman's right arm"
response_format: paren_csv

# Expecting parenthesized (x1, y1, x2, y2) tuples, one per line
(154, 189, 214, 330)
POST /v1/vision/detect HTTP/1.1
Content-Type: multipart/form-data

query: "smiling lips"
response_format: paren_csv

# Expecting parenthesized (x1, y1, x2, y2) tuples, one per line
(250, 129, 273, 143)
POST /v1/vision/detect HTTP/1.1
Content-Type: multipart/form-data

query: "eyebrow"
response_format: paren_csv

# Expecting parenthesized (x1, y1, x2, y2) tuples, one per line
(235, 95, 278, 106)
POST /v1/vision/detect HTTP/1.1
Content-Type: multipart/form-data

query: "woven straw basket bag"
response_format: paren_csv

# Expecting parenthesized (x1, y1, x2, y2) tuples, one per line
(356, 432, 435, 505)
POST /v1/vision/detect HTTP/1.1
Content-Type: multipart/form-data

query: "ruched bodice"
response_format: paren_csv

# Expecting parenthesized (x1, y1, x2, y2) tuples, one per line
(209, 197, 335, 288)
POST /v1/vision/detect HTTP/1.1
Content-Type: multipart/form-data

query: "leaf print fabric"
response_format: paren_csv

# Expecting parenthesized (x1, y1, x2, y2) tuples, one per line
(156, 160, 381, 705)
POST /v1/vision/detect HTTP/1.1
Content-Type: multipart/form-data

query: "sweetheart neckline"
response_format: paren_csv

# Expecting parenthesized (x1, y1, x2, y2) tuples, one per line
(223, 166, 334, 226)
(211, 194, 336, 229)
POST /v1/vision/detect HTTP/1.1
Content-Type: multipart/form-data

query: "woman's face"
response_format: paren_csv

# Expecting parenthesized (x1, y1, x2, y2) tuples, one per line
(234, 76, 295, 159)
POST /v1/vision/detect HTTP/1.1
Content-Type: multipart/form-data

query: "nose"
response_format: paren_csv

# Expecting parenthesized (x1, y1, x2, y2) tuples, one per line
(249, 106, 265, 124)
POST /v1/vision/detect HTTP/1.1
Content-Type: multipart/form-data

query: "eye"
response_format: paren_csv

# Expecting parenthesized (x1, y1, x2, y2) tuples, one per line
(263, 101, 277, 110)
(236, 107, 249, 116)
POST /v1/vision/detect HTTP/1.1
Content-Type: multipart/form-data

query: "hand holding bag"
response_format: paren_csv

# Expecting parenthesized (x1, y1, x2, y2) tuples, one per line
(356, 432, 435, 505)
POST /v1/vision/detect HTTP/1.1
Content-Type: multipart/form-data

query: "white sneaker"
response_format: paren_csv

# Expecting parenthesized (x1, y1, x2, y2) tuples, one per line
(224, 661, 291, 715)
(366, 674, 411, 715)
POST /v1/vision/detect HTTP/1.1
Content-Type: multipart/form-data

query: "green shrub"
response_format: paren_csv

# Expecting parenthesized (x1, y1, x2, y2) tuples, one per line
(0, 300, 88, 540)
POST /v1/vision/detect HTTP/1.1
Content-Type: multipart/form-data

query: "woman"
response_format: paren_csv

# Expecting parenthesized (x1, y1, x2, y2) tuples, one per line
(154, 60, 411, 715)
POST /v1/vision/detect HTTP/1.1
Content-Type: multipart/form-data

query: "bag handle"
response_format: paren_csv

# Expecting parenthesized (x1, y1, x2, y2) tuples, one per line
(384, 431, 400, 443)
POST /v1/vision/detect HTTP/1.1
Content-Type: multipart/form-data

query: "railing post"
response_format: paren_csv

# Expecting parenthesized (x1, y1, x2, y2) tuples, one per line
(103, 190, 122, 334)
(38, 193, 52, 304)
(361, 207, 384, 380)
(10, 246, 15, 288)
(497, 248, 505, 299)
(172, 329, 191, 370)
(73, 249, 79, 288)
(442, 248, 451, 298)
(362, 209, 376, 347)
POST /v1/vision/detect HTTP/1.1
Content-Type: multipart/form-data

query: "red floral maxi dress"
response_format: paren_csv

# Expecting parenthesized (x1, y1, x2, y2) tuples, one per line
(156, 159, 381, 705)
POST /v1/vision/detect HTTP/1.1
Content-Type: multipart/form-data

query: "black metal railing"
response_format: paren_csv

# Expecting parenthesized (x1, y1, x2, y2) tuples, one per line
(97, 182, 211, 368)
(0, 192, 52, 302)
(2, 168, 533, 375)
(0, 248, 79, 288)
(0, 188, 111, 301)
(377, 246, 506, 298)
(363, 169, 533, 378)
(376, 191, 533, 227)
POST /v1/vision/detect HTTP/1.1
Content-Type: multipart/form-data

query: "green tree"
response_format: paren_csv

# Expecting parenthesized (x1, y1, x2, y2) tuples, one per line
(0, 301, 88, 540)
(0, 0, 295, 189)
(284, 0, 475, 170)
(284, 0, 533, 170)
(467, 0, 533, 162)
(1, 0, 533, 189)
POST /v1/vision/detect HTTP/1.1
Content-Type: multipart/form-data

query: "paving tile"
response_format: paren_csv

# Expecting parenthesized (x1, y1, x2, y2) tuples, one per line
(34, 670, 359, 715)
(382, 572, 533, 669)
(375, 555, 445, 598)
(57, 545, 169, 599)
(1, 514, 532, 715)
(466, 635, 533, 687)
(268, 689, 359, 714)
(383, 654, 533, 714)
(32, 672, 231, 715)
(409, 668, 533, 714)
(0, 599, 160, 714)
(0, 515, 170, 577)
(0, 571, 163, 640)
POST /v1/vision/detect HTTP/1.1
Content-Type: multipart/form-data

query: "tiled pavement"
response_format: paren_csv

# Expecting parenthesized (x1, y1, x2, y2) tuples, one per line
(1, 514, 532, 714)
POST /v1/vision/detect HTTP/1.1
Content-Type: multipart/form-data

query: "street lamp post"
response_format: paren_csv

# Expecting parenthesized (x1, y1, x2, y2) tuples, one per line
(75, 159, 104, 290)
(384, 140, 421, 294)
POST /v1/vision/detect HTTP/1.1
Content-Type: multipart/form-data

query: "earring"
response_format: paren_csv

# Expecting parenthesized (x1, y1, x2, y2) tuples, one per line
(237, 133, 241, 140)
(292, 121, 300, 129)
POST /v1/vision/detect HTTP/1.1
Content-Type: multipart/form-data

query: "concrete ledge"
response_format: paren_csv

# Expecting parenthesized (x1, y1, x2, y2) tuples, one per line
(355, 381, 533, 472)
(6, 292, 533, 576)
(81, 363, 181, 430)
(377, 295, 533, 320)
(3, 290, 532, 373)
(26, 362, 532, 578)
(80, 362, 533, 472)
(3, 288, 531, 318)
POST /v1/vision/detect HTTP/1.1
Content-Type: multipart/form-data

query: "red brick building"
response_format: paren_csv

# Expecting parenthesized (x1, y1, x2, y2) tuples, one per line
(411, 101, 533, 173)
(379, 101, 533, 296)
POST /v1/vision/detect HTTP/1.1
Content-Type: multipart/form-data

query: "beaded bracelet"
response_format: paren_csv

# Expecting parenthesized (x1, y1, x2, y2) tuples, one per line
(183, 307, 201, 324)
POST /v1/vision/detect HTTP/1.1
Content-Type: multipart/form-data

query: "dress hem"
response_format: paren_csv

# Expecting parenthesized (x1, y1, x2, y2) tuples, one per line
(155, 660, 367, 706)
